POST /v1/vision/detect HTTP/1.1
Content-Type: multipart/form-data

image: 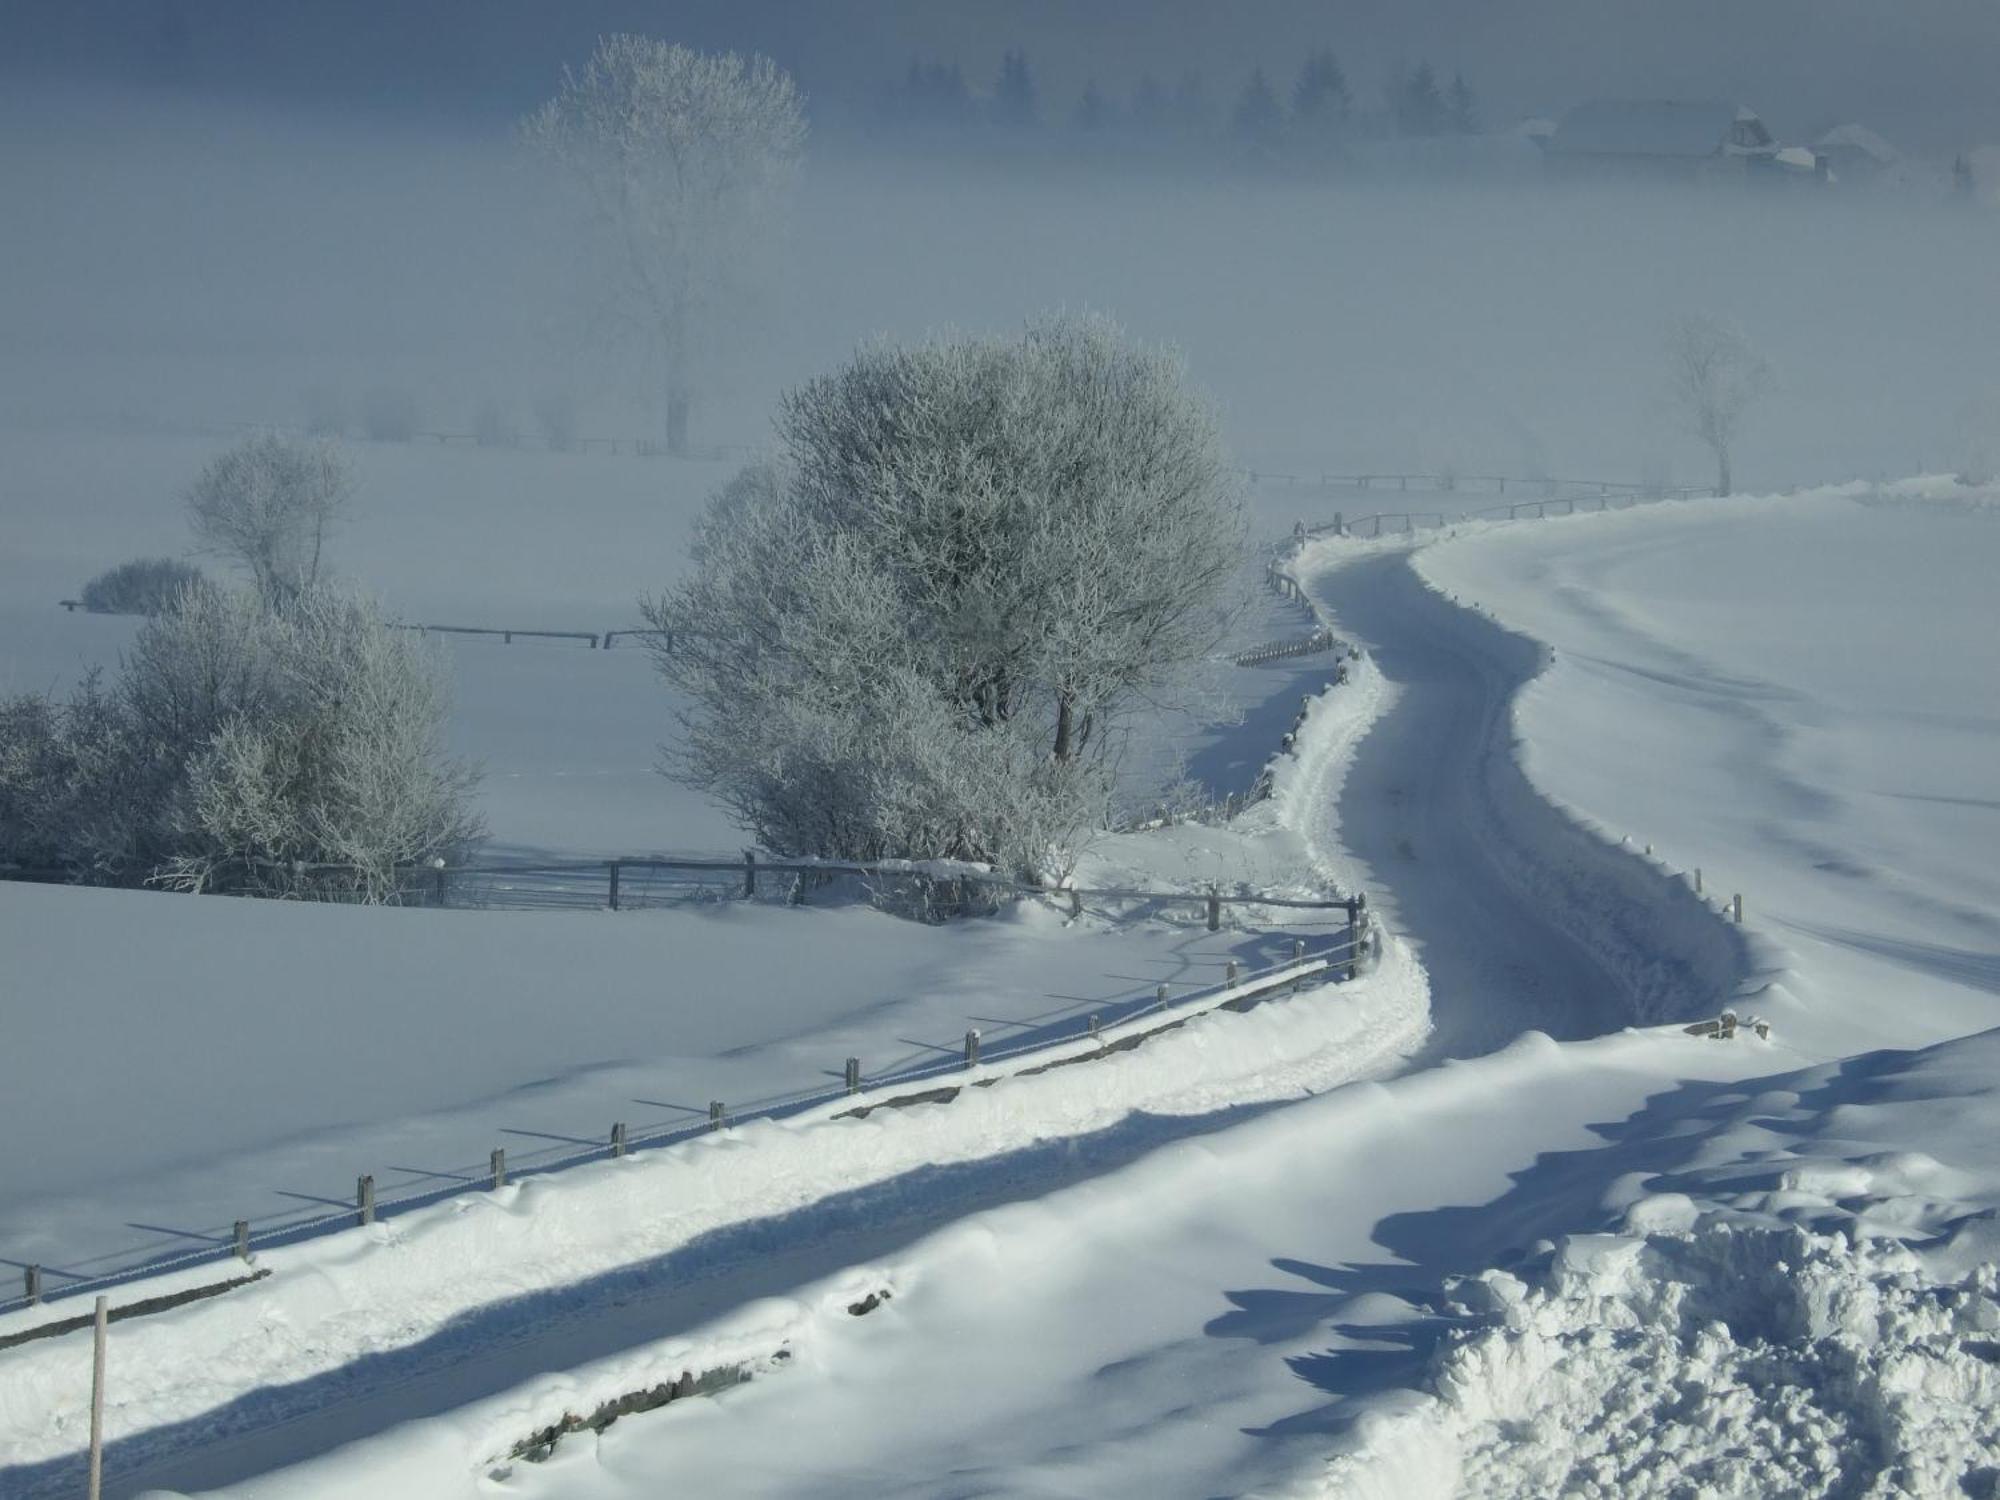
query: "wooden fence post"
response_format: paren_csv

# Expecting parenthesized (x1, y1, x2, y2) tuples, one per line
(1694, 867, 1703, 893)
(1732, 893, 1744, 923)
(88, 1294, 108, 1500)
(357, 1174, 375, 1227)
(1156, 983, 1170, 1010)
(490, 1149, 506, 1189)
(1088, 1013, 1101, 1046)
(964, 1029, 981, 1067)
(234, 1220, 250, 1261)
(607, 859, 621, 911)
(1347, 902, 1364, 981)
(709, 1101, 725, 1131)
(1226, 959, 1239, 987)
(611, 1122, 627, 1158)
(433, 861, 448, 908)
(24, 1264, 39, 1305)
(845, 1057, 861, 1094)
(1206, 891, 1221, 932)
(743, 851, 757, 897)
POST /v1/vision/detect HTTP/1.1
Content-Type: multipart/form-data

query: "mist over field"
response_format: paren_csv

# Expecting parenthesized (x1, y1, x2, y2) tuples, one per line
(8, 9, 2000, 1499)
(4, 46, 1999, 497)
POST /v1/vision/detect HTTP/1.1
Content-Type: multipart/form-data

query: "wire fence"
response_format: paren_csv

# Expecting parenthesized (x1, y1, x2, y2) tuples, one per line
(0, 901, 1368, 1329)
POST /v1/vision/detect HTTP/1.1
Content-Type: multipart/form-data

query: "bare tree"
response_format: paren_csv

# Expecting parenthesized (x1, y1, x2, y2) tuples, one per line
(522, 36, 806, 457)
(1668, 313, 1770, 496)
(185, 433, 353, 605)
(646, 314, 1243, 878)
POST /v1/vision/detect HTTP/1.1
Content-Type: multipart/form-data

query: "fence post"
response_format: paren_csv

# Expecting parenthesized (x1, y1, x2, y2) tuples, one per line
(490, 1148, 506, 1189)
(1088, 1013, 1101, 1046)
(234, 1220, 250, 1261)
(1694, 867, 1703, 894)
(1226, 959, 1239, 987)
(1156, 983, 1170, 1010)
(844, 1057, 861, 1095)
(1732, 893, 1744, 923)
(357, 1174, 375, 1227)
(743, 851, 757, 897)
(88, 1294, 108, 1500)
(24, 1264, 39, 1305)
(964, 1029, 981, 1068)
(1206, 891, 1221, 932)
(433, 860, 448, 908)
(607, 859, 621, 911)
(709, 1100, 725, 1131)
(611, 1121, 627, 1158)
(1347, 901, 1363, 981)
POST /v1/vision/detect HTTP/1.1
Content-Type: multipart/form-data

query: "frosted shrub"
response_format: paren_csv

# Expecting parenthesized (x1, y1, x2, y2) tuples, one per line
(646, 314, 1243, 879)
(80, 557, 209, 616)
(0, 587, 481, 900)
(186, 432, 353, 606)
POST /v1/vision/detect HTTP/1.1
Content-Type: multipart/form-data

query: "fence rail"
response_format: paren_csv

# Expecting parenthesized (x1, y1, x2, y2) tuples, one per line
(1235, 467, 1712, 503)
(0, 900, 1368, 1330)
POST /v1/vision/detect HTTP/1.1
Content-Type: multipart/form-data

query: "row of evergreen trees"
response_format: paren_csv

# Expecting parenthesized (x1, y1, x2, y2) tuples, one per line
(873, 49, 1479, 149)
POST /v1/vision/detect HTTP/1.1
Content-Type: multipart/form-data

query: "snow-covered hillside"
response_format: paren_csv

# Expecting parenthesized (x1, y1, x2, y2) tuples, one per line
(6, 470, 1999, 1498)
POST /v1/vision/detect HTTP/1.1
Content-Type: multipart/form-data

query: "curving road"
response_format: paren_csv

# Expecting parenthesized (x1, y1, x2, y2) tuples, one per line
(1308, 550, 1647, 1058)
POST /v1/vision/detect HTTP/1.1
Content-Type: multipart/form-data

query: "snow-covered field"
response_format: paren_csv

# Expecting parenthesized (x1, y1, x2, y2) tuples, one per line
(6, 452, 2000, 1498)
(0, 428, 1357, 1291)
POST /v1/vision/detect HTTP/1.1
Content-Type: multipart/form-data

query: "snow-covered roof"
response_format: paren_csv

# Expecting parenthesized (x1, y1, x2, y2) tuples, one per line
(1815, 123, 1899, 163)
(1547, 100, 1762, 158)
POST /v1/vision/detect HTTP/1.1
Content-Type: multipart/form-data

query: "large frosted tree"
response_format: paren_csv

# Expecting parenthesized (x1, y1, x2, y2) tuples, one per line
(645, 315, 1244, 877)
(523, 36, 806, 456)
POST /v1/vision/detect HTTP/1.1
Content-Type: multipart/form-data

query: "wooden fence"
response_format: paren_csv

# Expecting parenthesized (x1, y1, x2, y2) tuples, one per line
(0, 890, 1369, 1331)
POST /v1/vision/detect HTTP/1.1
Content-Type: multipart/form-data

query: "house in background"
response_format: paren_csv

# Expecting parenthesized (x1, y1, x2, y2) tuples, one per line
(1815, 123, 1900, 183)
(1541, 100, 1783, 182)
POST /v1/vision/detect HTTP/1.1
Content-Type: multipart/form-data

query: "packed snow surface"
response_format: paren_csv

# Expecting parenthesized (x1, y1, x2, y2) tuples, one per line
(8, 476, 2000, 1498)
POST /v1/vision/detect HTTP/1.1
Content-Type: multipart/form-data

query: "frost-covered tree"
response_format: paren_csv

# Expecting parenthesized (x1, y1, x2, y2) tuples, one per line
(522, 36, 806, 457)
(645, 315, 1243, 877)
(1668, 313, 1771, 496)
(1447, 72, 1479, 135)
(185, 432, 352, 606)
(0, 586, 480, 899)
(1232, 67, 1285, 153)
(992, 49, 1037, 129)
(1394, 62, 1448, 137)
(1292, 50, 1350, 133)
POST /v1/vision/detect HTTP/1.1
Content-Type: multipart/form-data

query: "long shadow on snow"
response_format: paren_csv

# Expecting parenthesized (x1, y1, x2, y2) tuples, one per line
(1208, 1037, 1992, 1444)
(20, 1093, 1317, 1500)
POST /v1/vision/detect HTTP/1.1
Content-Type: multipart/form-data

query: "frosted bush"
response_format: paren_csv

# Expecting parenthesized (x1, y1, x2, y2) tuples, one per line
(646, 314, 1243, 879)
(80, 556, 209, 615)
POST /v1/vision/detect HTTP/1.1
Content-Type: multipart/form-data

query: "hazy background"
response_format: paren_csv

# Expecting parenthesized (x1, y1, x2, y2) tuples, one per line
(5, 0, 2000, 494)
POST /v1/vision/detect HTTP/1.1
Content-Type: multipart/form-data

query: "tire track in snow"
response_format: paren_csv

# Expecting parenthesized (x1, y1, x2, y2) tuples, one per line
(1300, 547, 1747, 1058)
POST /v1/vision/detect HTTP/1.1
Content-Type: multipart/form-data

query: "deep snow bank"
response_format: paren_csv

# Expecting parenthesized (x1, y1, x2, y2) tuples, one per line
(1313, 1220, 2000, 1500)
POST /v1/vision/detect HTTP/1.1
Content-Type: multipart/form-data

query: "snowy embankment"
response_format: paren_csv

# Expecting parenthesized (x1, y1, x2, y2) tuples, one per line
(0, 645, 1428, 1498)
(1284, 479, 2000, 1497)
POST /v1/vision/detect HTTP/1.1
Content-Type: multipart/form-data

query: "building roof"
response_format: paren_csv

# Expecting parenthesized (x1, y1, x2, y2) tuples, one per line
(1815, 123, 1899, 163)
(1547, 100, 1760, 158)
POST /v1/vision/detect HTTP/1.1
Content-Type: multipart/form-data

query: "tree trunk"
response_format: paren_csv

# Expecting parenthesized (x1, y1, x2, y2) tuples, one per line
(1052, 692, 1076, 763)
(666, 391, 692, 457)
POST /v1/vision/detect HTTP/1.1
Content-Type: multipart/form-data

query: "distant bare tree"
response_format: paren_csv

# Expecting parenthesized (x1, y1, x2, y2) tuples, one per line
(185, 433, 354, 605)
(522, 35, 806, 456)
(1668, 313, 1770, 496)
